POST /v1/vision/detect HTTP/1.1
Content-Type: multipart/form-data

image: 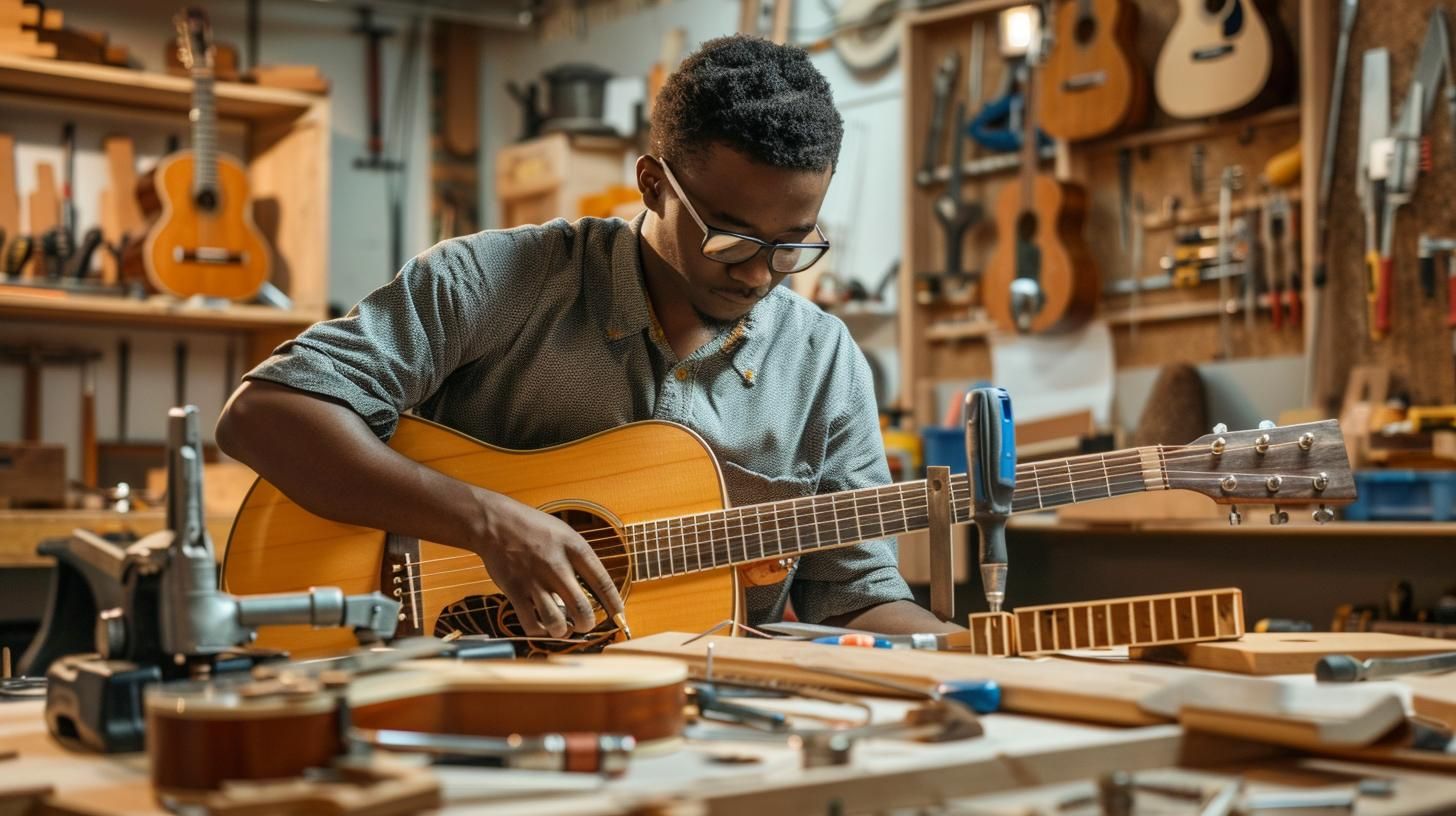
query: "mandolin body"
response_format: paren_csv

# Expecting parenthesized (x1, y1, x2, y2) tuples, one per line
(1037, 0, 1147, 142)
(983, 174, 1099, 334)
(144, 150, 271, 301)
(224, 416, 741, 657)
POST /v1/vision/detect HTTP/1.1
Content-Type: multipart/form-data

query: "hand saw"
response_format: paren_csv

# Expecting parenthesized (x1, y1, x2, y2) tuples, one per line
(1358, 48, 1389, 340)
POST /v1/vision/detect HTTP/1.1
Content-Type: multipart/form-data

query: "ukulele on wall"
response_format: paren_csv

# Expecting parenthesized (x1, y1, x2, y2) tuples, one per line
(143, 8, 271, 302)
(983, 42, 1098, 334)
(1154, 0, 1293, 120)
(1036, 0, 1148, 142)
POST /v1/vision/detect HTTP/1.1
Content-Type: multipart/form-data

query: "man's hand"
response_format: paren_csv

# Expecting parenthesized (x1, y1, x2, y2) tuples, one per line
(472, 490, 625, 639)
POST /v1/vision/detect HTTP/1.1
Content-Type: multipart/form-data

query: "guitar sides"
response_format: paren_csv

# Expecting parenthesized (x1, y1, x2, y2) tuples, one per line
(144, 150, 271, 301)
(223, 416, 740, 657)
(1155, 0, 1289, 120)
(983, 175, 1099, 334)
(1037, 0, 1147, 142)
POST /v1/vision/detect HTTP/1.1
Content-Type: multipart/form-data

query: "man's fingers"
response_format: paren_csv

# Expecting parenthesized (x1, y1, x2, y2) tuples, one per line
(531, 588, 571, 639)
(548, 568, 597, 634)
(499, 580, 547, 637)
(569, 542, 625, 618)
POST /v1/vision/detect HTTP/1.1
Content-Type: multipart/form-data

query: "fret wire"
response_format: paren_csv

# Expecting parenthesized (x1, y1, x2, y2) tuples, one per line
(791, 497, 804, 554)
(1032, 462, 1044, 508)
(1101, 453, 1113, 497)
(1065, 458, 1076, 503)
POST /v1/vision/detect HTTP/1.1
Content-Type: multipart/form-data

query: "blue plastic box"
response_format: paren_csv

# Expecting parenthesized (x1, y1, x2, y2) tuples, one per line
(1341, 470, 1456, 521)
(921, 427, 968, 475)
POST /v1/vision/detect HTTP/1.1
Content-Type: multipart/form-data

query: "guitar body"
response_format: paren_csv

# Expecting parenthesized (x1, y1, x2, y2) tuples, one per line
(983, 174, 1099, 333)
(1037, 0, 1147, 141)
(223, 417, 739, 657)
(144, 150, 270, 301)
(1154, 0, 1290, 119)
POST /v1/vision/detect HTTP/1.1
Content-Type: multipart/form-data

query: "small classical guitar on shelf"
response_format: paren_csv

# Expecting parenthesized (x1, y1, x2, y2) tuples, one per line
(983, 52, 1098, 334)
(1036, 0, 1148, 142)
(143, 7, 271, 302)
(1154, 0, 1293, 119)
(223, 416, 1355, 658)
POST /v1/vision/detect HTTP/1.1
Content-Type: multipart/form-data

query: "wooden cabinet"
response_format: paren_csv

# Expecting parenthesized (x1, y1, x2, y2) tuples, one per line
(495, 132, 631, 227)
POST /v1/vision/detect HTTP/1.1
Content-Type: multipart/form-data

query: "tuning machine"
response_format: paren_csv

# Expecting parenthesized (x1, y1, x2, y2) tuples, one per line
(1269, 505, 1289, 525)
(1312, 505, 1335, 524)
(1228, 504, 1242, 526)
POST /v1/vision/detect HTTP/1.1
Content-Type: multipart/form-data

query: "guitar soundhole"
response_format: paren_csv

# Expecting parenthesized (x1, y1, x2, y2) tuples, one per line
(194, 189, 218, 212)
(1015, 211, 1038, 242)
(1202, 0, 1226, 14)
(1073, 16, 1096, 46)
(431, 506, 631, 657)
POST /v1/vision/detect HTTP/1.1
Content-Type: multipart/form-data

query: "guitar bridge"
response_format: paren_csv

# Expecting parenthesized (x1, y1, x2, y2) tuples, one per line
(1192, 44, 1235, 62)
(172, 246, 249, 265)
(381, 532, 424, 637)
(1061, 71, 1108, 91)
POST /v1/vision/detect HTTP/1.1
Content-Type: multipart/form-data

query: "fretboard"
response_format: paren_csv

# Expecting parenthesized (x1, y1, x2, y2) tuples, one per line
(191, 71, 218, 198)
(627, 446, 1167, 581)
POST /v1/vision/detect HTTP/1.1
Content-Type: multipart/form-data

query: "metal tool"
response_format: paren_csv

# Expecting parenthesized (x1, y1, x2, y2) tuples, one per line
(1373, 82, 1422, 339)
(933, 103, 984, 281)
(1129, 195, 1145, 344)
(354, 728, 635, 775)
(917, 52, 960, 186)
(964, 387, 1015, 612)
(1358, 48, 1390, 340)
(1215, 167, 1241, 359)
(1316, 649, 1456, 682)
(41, 406, 398, 752)
(1418, 235, 1456, 330)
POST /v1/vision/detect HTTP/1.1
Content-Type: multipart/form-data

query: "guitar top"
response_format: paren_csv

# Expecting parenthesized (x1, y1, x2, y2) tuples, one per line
(1154, 0, 1294, 119)
(1037, 0, 1148, 142)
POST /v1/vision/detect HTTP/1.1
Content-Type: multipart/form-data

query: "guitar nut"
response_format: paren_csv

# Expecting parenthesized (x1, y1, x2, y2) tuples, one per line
(1313, 472, 1329, 492)
(1299, 432, 1314, 450)
(1220, 476, 1238, 493)
(1266, 475, 1282, 493)
(1254, 434, 1271, 454)
(1211, 437, 1227, 455)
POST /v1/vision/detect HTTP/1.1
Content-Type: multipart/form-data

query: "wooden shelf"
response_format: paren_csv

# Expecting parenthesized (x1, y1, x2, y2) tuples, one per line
(0, 54, 316, 121)
(0, 509, 238, 567)
(925, 317, 995, 342)
(0, 287, 320, 332)
(1011, 514, 1456, 539)
(1086, 105, 1302, 154)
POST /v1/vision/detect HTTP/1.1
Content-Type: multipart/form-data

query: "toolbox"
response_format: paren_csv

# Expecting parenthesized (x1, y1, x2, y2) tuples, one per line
(1342, 470, 1456, 522)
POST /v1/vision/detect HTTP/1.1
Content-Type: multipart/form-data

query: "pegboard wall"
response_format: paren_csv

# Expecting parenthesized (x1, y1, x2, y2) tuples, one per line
(897, 0, 1456, 426)
(1314, 0, 1456, 410)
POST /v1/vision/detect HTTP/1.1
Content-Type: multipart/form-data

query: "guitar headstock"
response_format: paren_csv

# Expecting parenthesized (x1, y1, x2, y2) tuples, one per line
(1164, 419, 1355, 525)
(174, 7, 213, 73)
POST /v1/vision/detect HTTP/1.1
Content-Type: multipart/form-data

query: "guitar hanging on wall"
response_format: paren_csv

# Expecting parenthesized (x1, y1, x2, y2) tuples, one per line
(1154, 0, 1294, 120)
(983, 38, 1099, 334)
(143, 7, 271, 302)
(1036, 0, 1148, 142)
(222, 415, 1355, 658)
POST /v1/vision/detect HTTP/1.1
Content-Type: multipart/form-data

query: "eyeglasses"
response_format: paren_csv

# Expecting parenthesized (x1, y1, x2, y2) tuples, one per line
(658, 157, 831, 275)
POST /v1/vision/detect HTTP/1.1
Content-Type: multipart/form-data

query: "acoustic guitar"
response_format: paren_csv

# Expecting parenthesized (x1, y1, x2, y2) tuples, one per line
(1036, 0, 1147, 142)
(983, 56, 1098, 334)
(147, 651, 687, 794)
(1154, 0, 1293, 120)
(143, 8, 270, 302)
(222, 416, 1355, 658)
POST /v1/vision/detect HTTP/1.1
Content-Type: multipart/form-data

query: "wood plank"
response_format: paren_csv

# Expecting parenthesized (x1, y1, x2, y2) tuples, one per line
(0, 131, 16, 239)
(1401, 673, 1456, 728)
(947, 611, 1018, 656)
(0, 508, 237, 566)
(21, 160, 55, 278)
(1014, 588, 1244, 656)
(610, 631, 1184, 726)
(1133, 632, 1456, 675)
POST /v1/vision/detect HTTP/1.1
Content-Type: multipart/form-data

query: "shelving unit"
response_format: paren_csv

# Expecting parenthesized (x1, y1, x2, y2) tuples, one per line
(0, 54, 330, 365)
(897, 0, 1318, 427)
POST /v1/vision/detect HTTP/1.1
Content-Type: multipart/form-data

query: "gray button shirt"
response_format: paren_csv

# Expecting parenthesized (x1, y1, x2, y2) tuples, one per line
(245, 214, 913, 624)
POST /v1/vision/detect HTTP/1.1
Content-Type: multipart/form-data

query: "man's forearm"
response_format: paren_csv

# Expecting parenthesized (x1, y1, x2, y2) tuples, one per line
(216, 380, 487, 548)
(822, 599, 963, 634)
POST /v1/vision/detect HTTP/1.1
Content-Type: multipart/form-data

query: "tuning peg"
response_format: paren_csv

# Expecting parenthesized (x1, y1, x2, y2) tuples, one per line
(1258, 419, 1276, 430)
(1228, 505, 1242, 526)
(1212, 423, 1229, 434)
(1312, 505, 1335, 524)
(1269, 506, 1289, 525)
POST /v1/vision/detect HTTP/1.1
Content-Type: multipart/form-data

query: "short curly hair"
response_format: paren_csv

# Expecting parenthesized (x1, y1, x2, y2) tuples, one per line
(651, 35, 843, 172)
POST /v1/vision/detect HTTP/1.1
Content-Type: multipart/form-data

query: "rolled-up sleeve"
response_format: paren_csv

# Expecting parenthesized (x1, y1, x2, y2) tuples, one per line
(244, 231, 536, 441)
(788, 331, 914, 624)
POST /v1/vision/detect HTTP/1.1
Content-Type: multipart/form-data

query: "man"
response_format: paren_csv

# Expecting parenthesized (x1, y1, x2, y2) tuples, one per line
(216, 35, 956, 641)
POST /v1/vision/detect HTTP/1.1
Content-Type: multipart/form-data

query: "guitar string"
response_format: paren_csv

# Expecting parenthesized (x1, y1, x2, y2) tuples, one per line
(393, 466, 1318, 599)
(401, 437, 1312, 566)
(398, 438, 1316, 576)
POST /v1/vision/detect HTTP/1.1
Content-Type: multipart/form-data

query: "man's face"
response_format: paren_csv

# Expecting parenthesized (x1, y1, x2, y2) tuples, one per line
(645, 144, 832, 323)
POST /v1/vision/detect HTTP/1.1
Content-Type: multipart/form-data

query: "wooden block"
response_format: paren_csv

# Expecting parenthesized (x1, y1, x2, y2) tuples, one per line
(249, 64, 329, 94)
(1403, 674, 1456, 728)
(1015, 588, 1244, 656)
(0, 443, 66, 506)
(1132, 632, 1456, 675)
(101, 136, 143, 235)
(22, 161, 57, 279)
(951, 611, 1019, 656)
(0, 132, 16, 239)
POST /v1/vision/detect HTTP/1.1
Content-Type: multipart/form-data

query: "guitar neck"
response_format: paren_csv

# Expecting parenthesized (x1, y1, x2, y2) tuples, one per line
(629, 445, 1168, 581)
(191, 70, 218, 197)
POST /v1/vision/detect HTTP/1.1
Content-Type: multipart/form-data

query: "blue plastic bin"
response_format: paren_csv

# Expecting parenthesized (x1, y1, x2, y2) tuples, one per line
(1341, 470, 1456, 521)
(921, 427, 968, 475)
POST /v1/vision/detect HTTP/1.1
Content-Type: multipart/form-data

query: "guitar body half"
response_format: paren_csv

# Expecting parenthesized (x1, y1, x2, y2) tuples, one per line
(144, 150, 271, 301)
(983, 174, 1099, 334)
(1154, 0, 1291, 119)
(223, 417, 739, 657)
(1037, 0, 1147, 142)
